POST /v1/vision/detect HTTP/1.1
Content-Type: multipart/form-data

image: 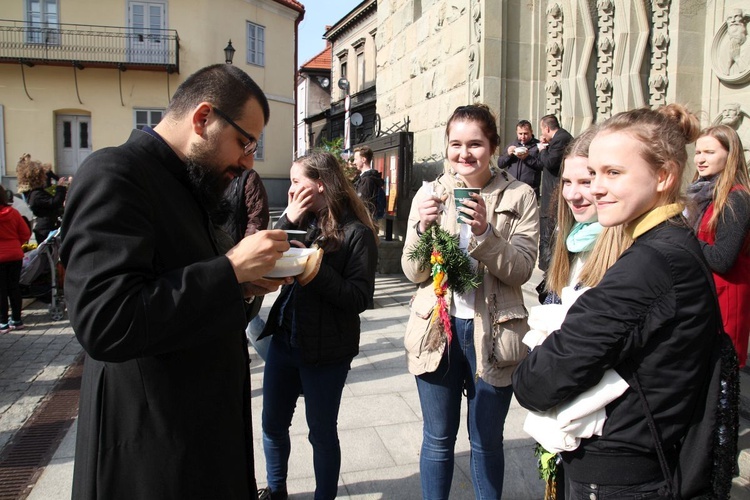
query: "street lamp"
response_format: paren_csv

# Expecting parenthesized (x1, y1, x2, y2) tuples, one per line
(337, 77, 350, 93)
(338, 78, 351, 151)
(224, 40, 236, 64)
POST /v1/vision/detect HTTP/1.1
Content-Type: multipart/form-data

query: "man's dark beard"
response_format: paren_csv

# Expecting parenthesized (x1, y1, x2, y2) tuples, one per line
(185, 159, 228, 213)
(183, 132, 234, 212)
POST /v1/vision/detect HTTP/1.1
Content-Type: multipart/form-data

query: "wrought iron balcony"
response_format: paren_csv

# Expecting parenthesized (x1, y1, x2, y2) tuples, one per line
(0, 19, 179, 73)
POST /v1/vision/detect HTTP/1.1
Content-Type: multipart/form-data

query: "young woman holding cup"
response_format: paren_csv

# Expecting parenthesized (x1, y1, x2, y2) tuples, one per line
(401, 104, 539, 499)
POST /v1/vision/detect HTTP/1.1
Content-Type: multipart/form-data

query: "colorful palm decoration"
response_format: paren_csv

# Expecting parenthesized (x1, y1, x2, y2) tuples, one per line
(408, 225, 480, 348)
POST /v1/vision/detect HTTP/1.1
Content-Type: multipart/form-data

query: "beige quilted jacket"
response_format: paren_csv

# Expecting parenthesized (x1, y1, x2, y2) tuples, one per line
(401, 169, 540, 387)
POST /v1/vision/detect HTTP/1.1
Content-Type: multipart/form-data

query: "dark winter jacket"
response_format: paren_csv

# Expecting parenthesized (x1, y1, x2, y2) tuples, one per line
(524, 128, 573, 216)
(60, 129, 258, 499)
(27, 185, 67, 232)
(497, 137, 541, 195)
(513, 214, 717, 485)
(355, 168, 384, 218)
(260, 211, 377, 365)
(220, 168, 270, 243)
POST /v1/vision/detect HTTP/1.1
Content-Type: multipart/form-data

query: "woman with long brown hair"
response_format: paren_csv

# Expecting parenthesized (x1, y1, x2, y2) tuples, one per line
(687, 125, 750, 366)
(258, 151, 378, 500)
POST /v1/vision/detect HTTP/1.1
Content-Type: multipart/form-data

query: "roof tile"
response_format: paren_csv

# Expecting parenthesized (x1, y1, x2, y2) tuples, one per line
(273, 0, 304, 14)
(301, 45, 332, 70)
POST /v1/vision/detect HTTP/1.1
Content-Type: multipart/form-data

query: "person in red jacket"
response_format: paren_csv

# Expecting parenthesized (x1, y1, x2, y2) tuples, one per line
(687, 124, 750, 366)
(0, 185, 32, 333)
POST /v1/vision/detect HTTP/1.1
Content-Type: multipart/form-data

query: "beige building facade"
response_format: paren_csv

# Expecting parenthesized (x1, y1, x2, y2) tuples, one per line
(377, 0, 750, 238)
(325, 0, 378, 151)
(0, 0, 303, 206)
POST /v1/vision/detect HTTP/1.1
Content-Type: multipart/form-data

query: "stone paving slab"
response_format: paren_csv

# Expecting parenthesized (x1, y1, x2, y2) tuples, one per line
(17, 272, 750, 499)
(0, 300, 80, 454)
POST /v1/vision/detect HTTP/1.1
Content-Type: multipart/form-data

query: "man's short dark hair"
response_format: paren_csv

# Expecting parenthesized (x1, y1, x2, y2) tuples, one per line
(354, 145, 373, 164)
(166, 64, 270, 125)
(516, 120, 533, 131)
(540, 115, 560, 131)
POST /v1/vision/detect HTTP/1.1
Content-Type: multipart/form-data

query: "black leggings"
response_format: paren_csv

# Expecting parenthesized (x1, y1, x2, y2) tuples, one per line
(0, 260, 23, 323)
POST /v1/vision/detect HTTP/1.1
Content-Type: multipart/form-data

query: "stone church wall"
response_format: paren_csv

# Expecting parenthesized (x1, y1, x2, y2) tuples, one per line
(376, 0, 749, 239)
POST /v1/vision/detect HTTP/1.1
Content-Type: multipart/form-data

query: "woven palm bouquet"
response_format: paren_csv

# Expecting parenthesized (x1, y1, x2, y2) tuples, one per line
(407, 225, 480, 349)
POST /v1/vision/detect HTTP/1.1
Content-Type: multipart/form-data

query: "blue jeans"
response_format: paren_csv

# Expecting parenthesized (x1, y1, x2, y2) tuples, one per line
(415, 317, 514, 500)
(567, 477, 667, 499)
(262, 334, 351, 500)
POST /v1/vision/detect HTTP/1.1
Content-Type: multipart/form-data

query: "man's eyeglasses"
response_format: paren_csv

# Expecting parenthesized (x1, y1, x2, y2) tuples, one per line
(212, 107, 258, 157)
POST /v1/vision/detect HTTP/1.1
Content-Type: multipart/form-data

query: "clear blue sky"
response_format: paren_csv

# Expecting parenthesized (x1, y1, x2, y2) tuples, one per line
(298, 0, 362, 65)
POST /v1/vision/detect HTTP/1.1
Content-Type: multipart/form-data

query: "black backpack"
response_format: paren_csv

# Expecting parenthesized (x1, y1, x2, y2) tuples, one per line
(628, 242, 739, 500)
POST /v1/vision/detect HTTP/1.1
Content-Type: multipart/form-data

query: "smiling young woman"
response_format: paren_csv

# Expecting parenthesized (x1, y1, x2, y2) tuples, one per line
(544, 127, 632, 304)
(513, 104, 730, 497)
(401, 104, 540, 499)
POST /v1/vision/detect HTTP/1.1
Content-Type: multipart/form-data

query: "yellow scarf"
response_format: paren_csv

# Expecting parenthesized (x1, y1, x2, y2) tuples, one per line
(625, 203, 684, 240)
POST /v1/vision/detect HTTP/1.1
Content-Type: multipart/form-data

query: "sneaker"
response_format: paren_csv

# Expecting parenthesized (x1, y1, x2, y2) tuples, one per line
(9, 320, 24, 331)
(257, 487, 288, 500)
(257, 488, 271, 500)
(0, 323, 9, 334)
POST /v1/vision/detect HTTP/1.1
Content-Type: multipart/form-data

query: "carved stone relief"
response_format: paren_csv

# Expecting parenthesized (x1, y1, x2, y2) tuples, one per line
(648, 0, 670, 106)
(610, 1, 649, 111)
(711, 8, 750, 84)
(468, 0, 482, 101)
(546, 2, 563, 116)
(713, 102, 750, 158)
(595, 0, 615, 120)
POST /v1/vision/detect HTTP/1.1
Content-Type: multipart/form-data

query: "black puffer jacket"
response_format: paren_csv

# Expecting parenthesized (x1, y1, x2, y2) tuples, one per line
(260, 212, 377, 365)
(513, 219, 717, 485)
(497, 137, 541, 195)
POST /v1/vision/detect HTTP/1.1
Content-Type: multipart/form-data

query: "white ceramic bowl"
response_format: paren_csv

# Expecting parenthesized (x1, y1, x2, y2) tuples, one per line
(264, 247, 317, 278)
(515, 147, 528, 155)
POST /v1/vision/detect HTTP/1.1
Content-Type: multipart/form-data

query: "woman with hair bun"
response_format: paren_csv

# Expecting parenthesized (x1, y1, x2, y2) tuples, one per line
(513, 104, 723, 497)
(688, 125, 750, 367)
